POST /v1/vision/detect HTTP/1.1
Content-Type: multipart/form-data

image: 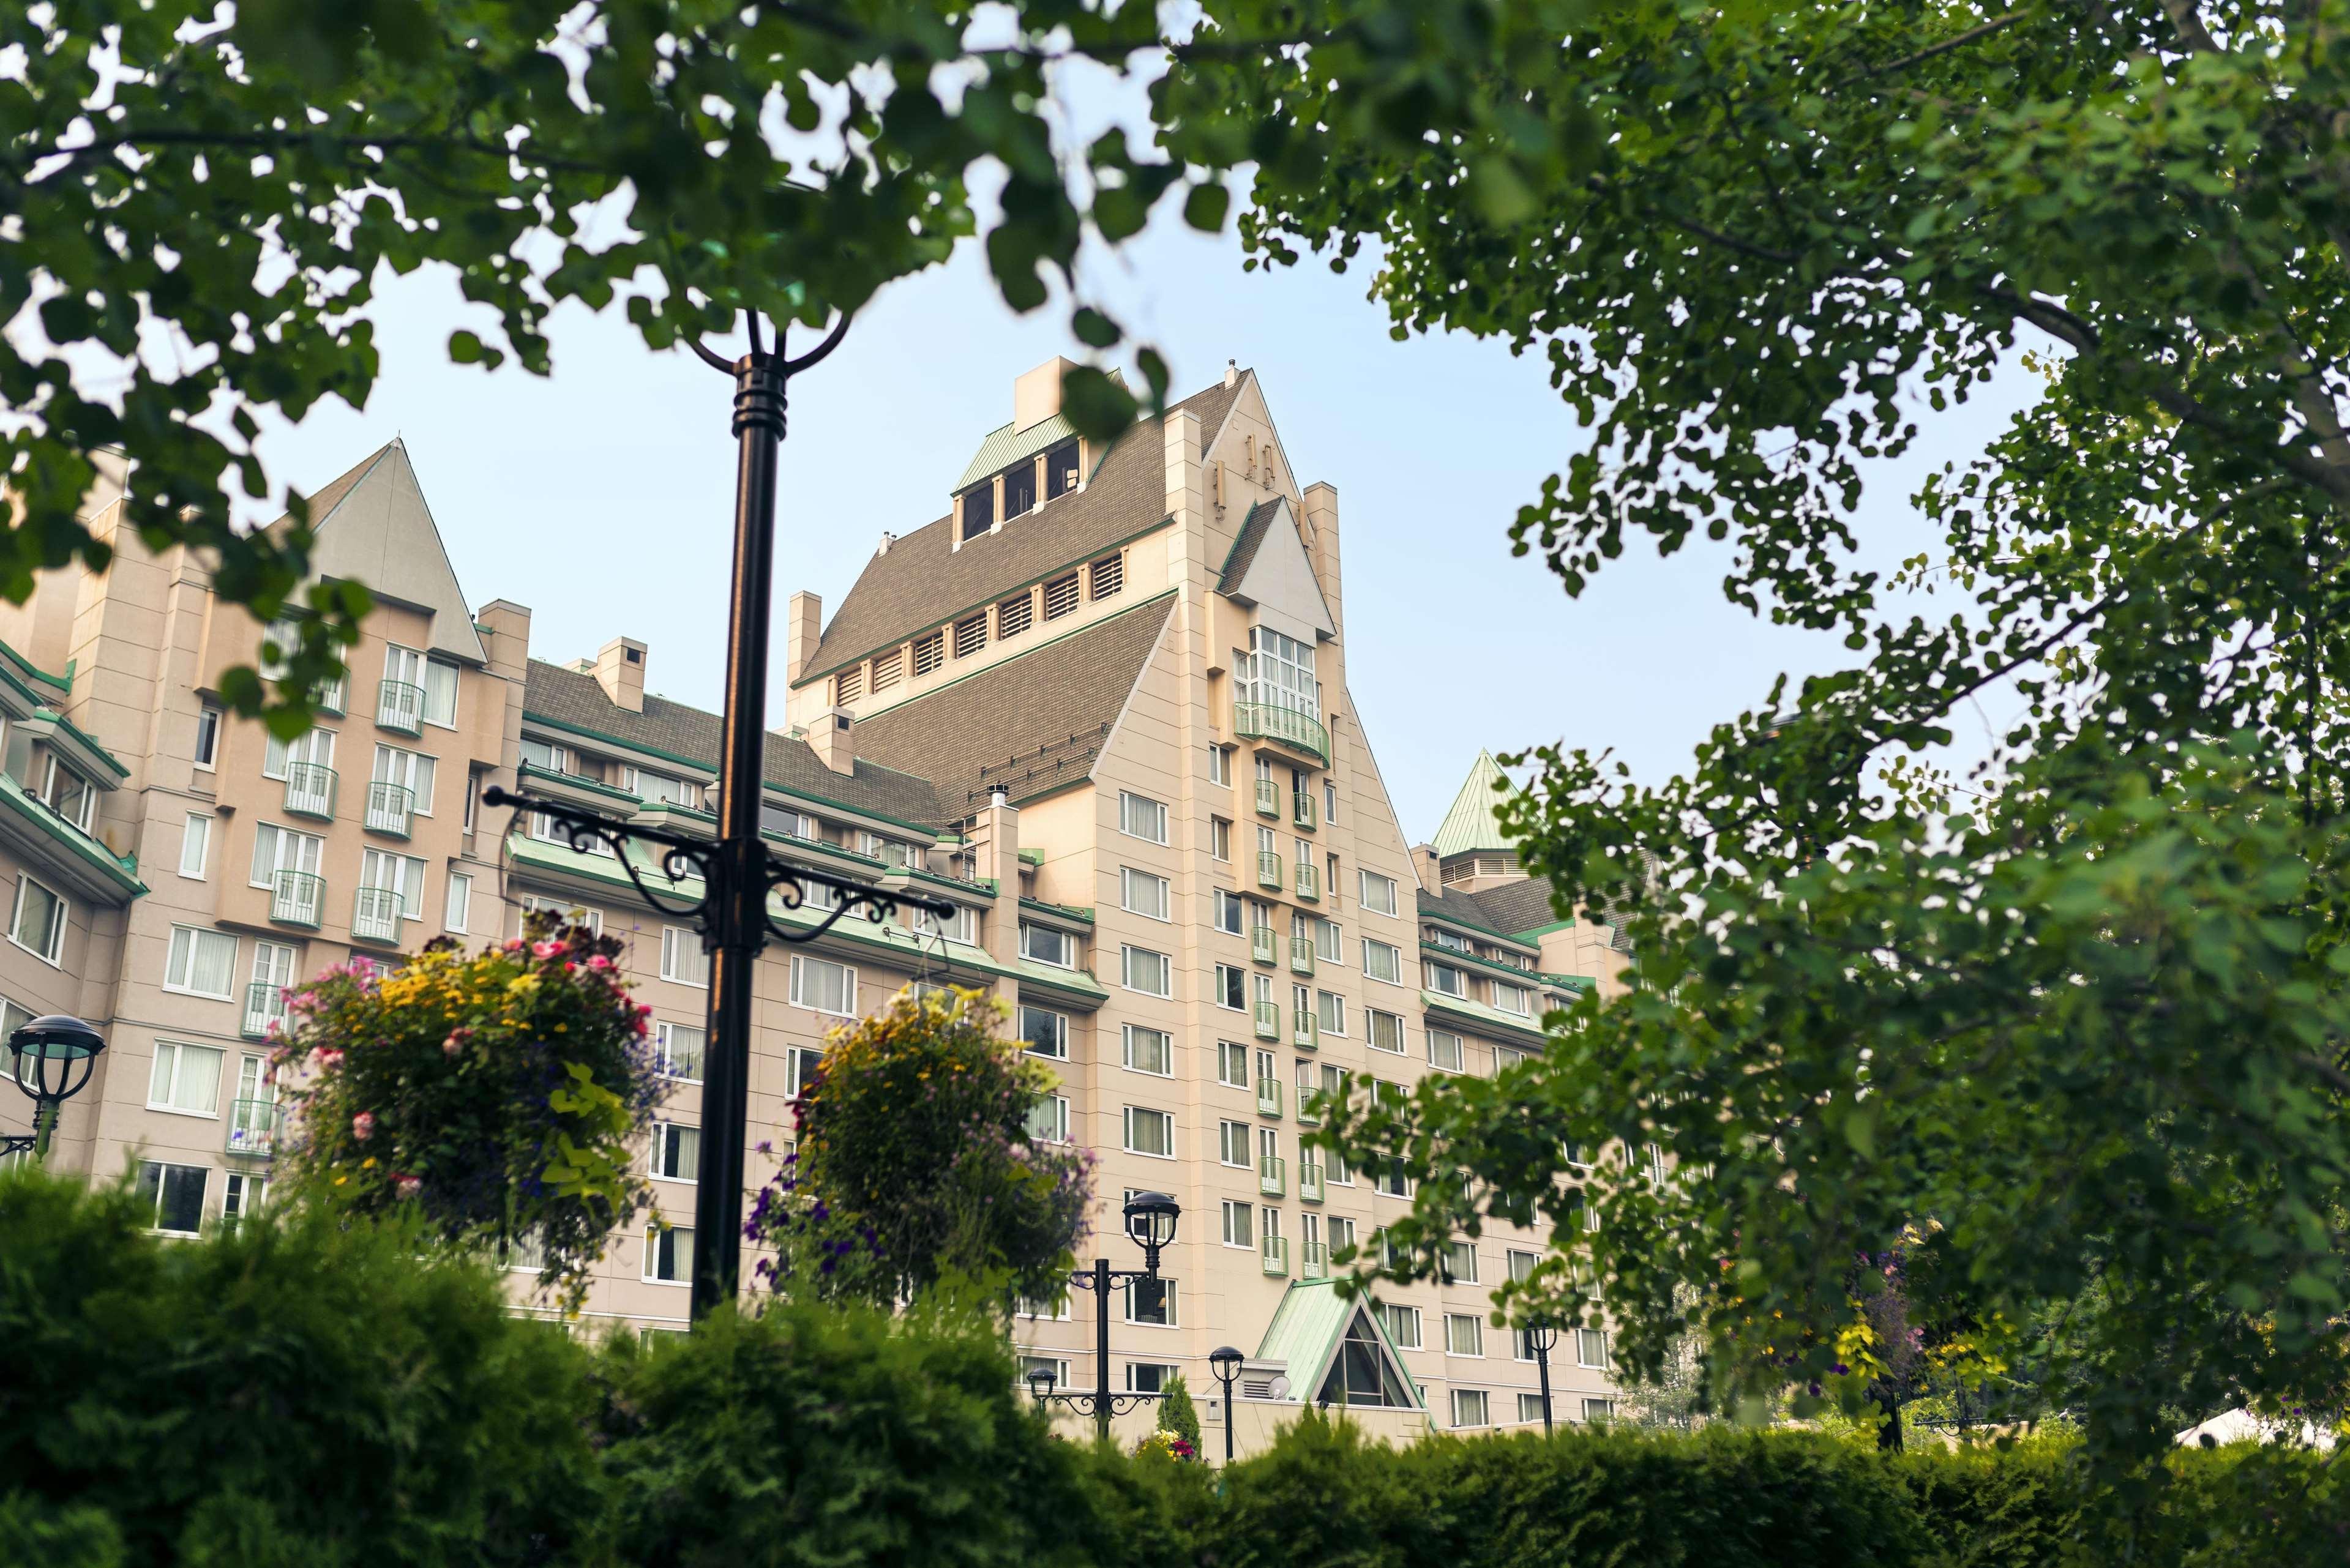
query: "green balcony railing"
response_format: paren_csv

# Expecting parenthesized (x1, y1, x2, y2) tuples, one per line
(1295, 862, 1320, 902)
(1302, 1240, 1330, 1280)
(364, 780, 415, 837)
(282, 762, 336, 820)
(1300, 1161, 1326, 1203)
(1250, 924, 1278, 964)
(1289, 935, 1315, 976)
(1261, 1234, 1290, 1275)
(376, 678, 425, 735)
(1251, 1073, 1281, 1118)
(1253, 777, 1282, 817)
(225, 1097, 279, 1158)
(269, 870, 323, 928)
(352, 886, 403, 945)
(1293, 792, 1317, 831)
(1294, 1009, 1319, 1051)
(1233, 701, 1329, 766)
(1255, 850, 1284, 890)
(241, 982, 288, 1040)
(1297, 1090, 1322, 1129)
(1259, 1154, 1286, 1197)
(1252, 1000, 1281, 1040)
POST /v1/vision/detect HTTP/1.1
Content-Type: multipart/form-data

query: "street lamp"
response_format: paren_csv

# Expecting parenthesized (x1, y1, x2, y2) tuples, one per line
(1523, 1321, 1560, 1435)
(480, 308, 957, 1323)
(1027, 1191, 1182, 1443)
(1208, 1344, 1246, 1463)
(6, 1014, 107, 1161)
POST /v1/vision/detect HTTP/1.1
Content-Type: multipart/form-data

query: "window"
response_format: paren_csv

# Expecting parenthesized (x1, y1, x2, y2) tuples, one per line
(1493, 981, 1533, 1017)
(519, 736, 571, 774)
(655, 1022, 705, 1081)
(997, 591, 1033, 638)
(1382, 1304, 1423, 1349)
(9, 876, 65, 965)
(140, 1161, 208, 1235)
(1123, 1025, 1173, 1077)
(1329, 1215, 1358, 1256)
(1427, 1029, 1465, 1073)
(1578, 1329, 1609, 1368)
(148, 1040, 224, 1116)
(662, 927, 711, 988)
(1316, 990, 1345, 1035)
(1352, 1009, 1401, 1058)
(175, 813, 212, 880)
(422, 657, 459, 727)
(1210, 816, 1232, 862)
(359, 849, 427, 920)
(1427, 962, 1467, 998)
(1325, 778, 1338, 822)
(1118, 791, 1169, 843)
(953, 612, 987, 659)
(1042, 572, 1080, 620)
(789, 954, 857, 1015)
(1046, 442, 1081, 498)
(1442, 1240, 1480, 1284)
(1123, 1105, 1175, 1159)
(1244, 625, 1319, 720)
(1121, 946, 1171, 997)
(834, 666, 863, 704)
(1120, 867, 1170, 920)
(444, 872, 473, 933)
(249, 941, 295, 1008)
(519, 895, 601, 936)
(373, 744, 437, 816)
(1126, 1362, 1180, 1394)
(626, 767, 701, 808)
(1217, 1040, 1251, 1088)
(1208, 745, 1231, 786)
(1432, 928, 1470, 952)
(1019, 1355, 1074, 1390)
(870, 648, 904, 692)
(463, 769, 482, 832)
(1316, 919, 1343, 963)
(1219, 1119, 1252, 1167)
(1214, 888, 1243, 934)
(222, 1171, 268, 1226)
(1123, 1275, 1177, 1326)
(1019, 1005, 1068, 1059)
(1451, 1389, 1490, 1428)
(193, 704, 221, 769)
(1362, 939, 1404, 984)
(1020, 924, 1076, 968)
(785, 1047, 827, 1100)
(644, 1224, 694, 1284)
(911, 902, 977, 944)
(960, 481, 995, 540)
(40, 755, 96, 833)
(163, 926, 238, 999)
(1214, 964, 1246, 1010)
(1024, 1094, 1069, 1144)
(651, 1122, 700, 1181)
(912, 630, 945, 676)
(1582, 1398, 1617, 1423)
(1508, 1249, 1539, 1285)
(1375, 1158, 1413, 1199)
(1221, 1198, 1255, 1247)
(1090, 551, 1124, 599)
(1445, 1314, 1485, 1357)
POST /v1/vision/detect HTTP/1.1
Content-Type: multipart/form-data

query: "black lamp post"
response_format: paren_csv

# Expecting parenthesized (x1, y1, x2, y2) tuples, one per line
(1208, 1344, 1246, 1463)
(482, 310, 957, 1323)
(1523, 1321, 1560, 1434)
(5, 1014, 107, 1162)
(1028, 1191, 1181, 1443)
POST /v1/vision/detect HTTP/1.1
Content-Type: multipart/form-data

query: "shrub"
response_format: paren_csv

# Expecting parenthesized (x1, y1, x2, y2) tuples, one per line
(1156, 1375, 1202, 1456)
(0, 1167, 602, 1567)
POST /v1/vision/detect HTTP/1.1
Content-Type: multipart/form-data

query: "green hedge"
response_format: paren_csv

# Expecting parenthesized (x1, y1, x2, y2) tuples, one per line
(5, 1171, 2341, 1568)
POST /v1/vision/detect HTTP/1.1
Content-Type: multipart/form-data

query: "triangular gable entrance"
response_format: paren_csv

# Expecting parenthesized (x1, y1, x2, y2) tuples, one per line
(1253, 1280, 1424, 1411)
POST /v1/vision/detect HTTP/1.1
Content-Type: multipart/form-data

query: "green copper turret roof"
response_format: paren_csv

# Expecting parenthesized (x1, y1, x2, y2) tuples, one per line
(1431, 749, 1516, 859)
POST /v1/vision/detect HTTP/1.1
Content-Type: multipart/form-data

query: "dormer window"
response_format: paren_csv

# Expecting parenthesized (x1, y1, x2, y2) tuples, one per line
(40, 755, 94, 835)
(1046, 442, 1080, 498)
(960, 483, 995, 542)
(1004, 461, 1036, 519)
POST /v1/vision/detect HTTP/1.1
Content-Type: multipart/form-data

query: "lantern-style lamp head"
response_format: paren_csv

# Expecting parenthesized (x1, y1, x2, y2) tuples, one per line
(1121, 1190, 1180, 1271)
(1208, 1345, 1246, 1384)
(1025, 1366, 1057, 1402)
(1522, 1321, 1559, 1356)
(9, 1015, 105, 1105)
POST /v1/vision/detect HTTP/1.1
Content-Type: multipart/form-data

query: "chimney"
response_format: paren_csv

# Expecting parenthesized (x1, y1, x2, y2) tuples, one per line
(808, 706, 856, 774)
(1224, 358, 1238, 388)
(787, 591, 822, 684)
(594, 637, 646, 712)
(1013, 356, 1079, 433)
(1303, 481, 1342, 637)
(1411, 842, 1441, 890)
(877, 531, 895, 555)
(969, 785, 1023, 988)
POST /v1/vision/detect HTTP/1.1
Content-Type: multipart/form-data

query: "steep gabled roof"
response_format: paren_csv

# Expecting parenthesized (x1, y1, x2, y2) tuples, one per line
(266, 440, 487, 664)
(1216, 496, 1283, 594)
(801, 378, 1243, 682)
(1431, 749, 1516, 860)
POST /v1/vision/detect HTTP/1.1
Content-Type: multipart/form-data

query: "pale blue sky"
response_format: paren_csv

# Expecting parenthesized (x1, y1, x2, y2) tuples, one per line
(251, 211, 2041, 841)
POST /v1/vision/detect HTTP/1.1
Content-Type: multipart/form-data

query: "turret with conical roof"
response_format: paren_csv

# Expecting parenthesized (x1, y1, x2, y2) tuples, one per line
(1428, 749, 1521, 889)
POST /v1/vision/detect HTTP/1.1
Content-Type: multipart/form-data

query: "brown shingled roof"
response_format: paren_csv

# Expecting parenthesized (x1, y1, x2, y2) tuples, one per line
(852, 593, 1176, 819)
(1216, 496, 1283, 594)
(1467, 879, 1568, 936)
(800, 378, 1243, 683)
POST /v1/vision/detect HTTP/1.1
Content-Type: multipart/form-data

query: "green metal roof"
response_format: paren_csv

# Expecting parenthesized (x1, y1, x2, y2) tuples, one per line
(952, 413, 1080, 491)
(1430, 749, 1517, 860)
(1254, 1280, 1425, 1411)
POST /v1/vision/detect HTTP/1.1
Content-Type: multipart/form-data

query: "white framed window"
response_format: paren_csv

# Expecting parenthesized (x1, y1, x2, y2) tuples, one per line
(1214, 963, 1246, 1010)
(1122, 1275, 1177, 1326)
(444, 872, 473, 933)
(359, 849, 427, 920)
(1014, 1291, 1071, 1321)
(1126, 1362, 1181, 1394)
(1517, 1393, 1549, 1425)
(1123, 1105, 1175, 1159)
(662, 927, 712, 988)
(1316, 919, 1343, 963)
(1120, 866, 1171, 921)
(650, 1122, 700, 1181)
(911, 901, 978, 944)
(1432, 928, 1472, 953)
(1382, 1304, 1423, 1349)
(788, 954, 856, 1015)
(1445, 1314, 1485, 1357)
(1019, 1354, 1075, 1389)
(163, 925, 238, 999)
(1451, 1389, 1489, 1428)
(1213, 887, 1244, 934)
(422, 655, 459, 728)
(193, 704, 221, 769)
(1208, 745, 1232, 786)
(1121, 946, 1172, 998)
(9, 875, 65, 966)
(178, 813, 212, 879)
(1118, 791, 1169, 844)
(1508, 1249, 1539, 1286)
(643, 1224, 694, 1284)
(1426, 962, 1467, 998)
(464, 771, 483, 832)
(1221, 1198, 1255, 1247)
(372, 743, 437, 816)
(1020, 923, 1076, 968)
(519, 894, 601, 935)
(1024, 1094, 1070, 1144)
(785, 1045, 826, 1099)
(222, 1170, 269, 1225)
(1578, 1328, 1609, 1368)
(1358, 869, 1399, 917)
(250, 941, 295, 998)
(1362, 938, 1404, 984)
(1583, 1397, 1616, 1423)
(1427, 1029, 1465, 1073)
(1019, 1005, 1069, 1059)
(1217, 1040, 1251, 1088)
(1316, 990, 1345, 1036)
(1442, 1239, 1480, 1285)
(1328, 1215, 1358, 1257)
(1492, 981, 1533, 1017)
(1219, 1119, 1252, 1167)
(518, 736, 571, 774)
(139, 1160, 208, 1235)
(1244, 625, 1320, 721)
(261, 726, 332, 784)
(1210, 816, 1232, 862)
(654, 1021, 705, 1082)
(626, 767, 702, 810)
(148, 1040, 225, 1117)
(1123, 1025, 1173, 1077)
(1324, 778, 1339, 823)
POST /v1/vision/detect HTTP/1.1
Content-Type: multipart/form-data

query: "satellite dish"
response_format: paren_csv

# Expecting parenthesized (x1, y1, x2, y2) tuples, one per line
(1267, 1374, 1291, 1401)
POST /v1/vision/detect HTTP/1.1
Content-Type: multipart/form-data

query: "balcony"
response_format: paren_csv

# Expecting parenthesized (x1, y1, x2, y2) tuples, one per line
(1254, 777, 1281, 818)
(352, 886, 403, 946)
(1293, 1010, 1319, 1051)
(1295, 862, 1320, 902)
(241, 982, 288, 1040)
(269, 870, 324, 929)
(225, 1097, 279, 1158)
(1233, 701, 1329, 767)
(364, 780, 414, 838)
(1300, 1161, 1326, 1203)
(1297, 1091, 1322, 1129)
(376, 678, 425, 736)
(282, 762, 336, 821)
(1302, 1240, 1330, 1280)
(1261, 1234, 1289, 1275)
(1250, 924, 1277, 965)
(1293, 793, 1317, 831)
(1252, 1000, 1281, 1040)
(1289, 935, 1315, 976)
(1255, 850, 1284, 890)
(1259, 1154, 1286, 1197)
(1255, 1077, 1282, 1118)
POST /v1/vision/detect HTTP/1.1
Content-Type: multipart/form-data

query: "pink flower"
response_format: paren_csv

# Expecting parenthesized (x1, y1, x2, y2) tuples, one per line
(587, 954, 613, 972)
(533, 939, 564, 960)
(352, 1111, 376, 1141)
(317, 1048, 345, 1070)
(504, 939, 525, 953)
(393, 1173, 421, 1200)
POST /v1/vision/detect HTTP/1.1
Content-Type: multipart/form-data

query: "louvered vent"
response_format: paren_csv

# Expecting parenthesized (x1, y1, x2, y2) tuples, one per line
(912, 630, 944, 676)
(998, 592, 1033, 638)
(1089, 552, 1124, 599)
(1241, 1376, 1278, 1399)
(870, 648, 903, 691)
(834, 665, 863, 703)
(954, 613, 987, 659)
(1043, 572, 1080, 620)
